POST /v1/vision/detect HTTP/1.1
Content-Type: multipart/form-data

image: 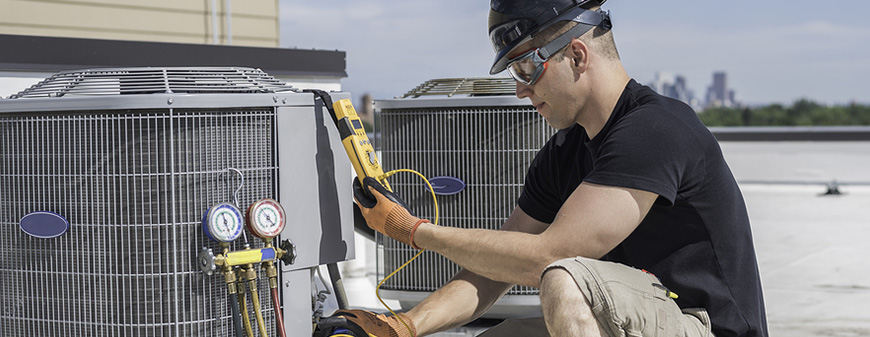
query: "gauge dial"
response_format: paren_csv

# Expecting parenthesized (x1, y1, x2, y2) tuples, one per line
(202, 203, 244, 243)
(246, 198, 286, 239)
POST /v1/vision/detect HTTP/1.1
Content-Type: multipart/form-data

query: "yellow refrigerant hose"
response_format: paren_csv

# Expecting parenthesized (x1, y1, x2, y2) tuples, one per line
(373, 169, 439, 337)
(247, 274, 269, 337)
(236, 267, 255, 337)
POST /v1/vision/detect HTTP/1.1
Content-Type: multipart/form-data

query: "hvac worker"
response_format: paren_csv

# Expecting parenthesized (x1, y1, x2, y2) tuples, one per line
(323, 0, 768, 336)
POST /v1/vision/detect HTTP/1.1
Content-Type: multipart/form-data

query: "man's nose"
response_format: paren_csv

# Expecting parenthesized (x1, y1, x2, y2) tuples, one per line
(515, 81, 532, 99)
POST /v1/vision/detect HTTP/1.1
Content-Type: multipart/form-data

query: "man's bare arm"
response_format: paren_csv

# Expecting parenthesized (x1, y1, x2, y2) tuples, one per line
(406, 207, 548, 336)
(414, 182, 658, 287)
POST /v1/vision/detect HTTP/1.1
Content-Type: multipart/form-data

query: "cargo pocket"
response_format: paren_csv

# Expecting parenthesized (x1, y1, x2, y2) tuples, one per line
(581, 260, 681, 337)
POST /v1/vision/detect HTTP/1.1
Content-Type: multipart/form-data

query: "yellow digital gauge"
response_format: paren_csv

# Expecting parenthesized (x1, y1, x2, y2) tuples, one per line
(245, 198, 286, 239)
(331, 99, 391, 191)
(202, 203, 244, 243)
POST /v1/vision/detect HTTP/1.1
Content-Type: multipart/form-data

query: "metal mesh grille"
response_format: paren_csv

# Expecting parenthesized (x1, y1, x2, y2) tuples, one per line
(401, 77, 516, 98)
(9, 67, 294, 98)
(376, 104, 556, 295)
(0, 108, 279, 336)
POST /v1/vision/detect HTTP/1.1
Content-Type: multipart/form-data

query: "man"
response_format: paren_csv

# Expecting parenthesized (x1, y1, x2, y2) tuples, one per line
(322, 0, 768, 336)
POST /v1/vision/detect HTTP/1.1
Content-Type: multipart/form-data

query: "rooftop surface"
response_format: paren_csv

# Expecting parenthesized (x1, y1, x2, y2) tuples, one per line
(745, 184, 870, 336)
(725, 141, 870, 336)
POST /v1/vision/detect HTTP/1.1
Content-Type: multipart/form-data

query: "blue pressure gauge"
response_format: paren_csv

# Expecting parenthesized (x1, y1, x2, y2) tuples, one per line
(202, 203, 244, 243)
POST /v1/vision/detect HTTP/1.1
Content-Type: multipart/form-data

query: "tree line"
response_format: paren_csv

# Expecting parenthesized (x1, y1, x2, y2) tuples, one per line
(698, 99, 870, 126)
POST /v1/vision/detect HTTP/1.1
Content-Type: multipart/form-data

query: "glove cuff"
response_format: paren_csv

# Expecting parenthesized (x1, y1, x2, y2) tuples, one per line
(394, 312, 417, 337)
(384, 206, 420, 247)
(409, 219, 430, 250)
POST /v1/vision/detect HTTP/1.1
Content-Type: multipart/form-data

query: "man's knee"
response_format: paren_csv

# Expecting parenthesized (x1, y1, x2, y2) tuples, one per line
(540, 260, 608, 336)
(540, 266, 574, 296)
(540, 257, 594, 299)
(540, 266, 591, 317)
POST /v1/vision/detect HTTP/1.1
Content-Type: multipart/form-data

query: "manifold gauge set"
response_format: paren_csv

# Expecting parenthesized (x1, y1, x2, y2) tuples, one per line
(201, 198, 287, 243)
(198, 170, 297, 337)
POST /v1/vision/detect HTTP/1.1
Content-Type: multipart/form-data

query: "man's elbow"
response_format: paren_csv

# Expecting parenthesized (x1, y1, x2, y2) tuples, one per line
(522, 240, 575, 288)
(533, 233, 619, 279)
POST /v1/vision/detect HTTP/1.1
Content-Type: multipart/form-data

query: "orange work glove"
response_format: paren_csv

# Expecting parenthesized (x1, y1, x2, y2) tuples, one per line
(353, 177, 429, 249)
(315, 309, 416, 337)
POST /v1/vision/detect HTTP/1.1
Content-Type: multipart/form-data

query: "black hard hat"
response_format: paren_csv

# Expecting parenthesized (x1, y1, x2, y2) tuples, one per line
(488, 0, 609, 75)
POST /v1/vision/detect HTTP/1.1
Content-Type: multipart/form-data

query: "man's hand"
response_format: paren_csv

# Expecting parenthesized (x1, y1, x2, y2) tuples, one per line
(353, 177, 429, 249)
(315, 309, 416, 337)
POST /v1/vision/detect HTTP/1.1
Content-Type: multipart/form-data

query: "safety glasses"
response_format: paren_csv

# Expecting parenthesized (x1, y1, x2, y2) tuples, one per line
(503, 10, 610, 85)
(506, 48, 552, 85)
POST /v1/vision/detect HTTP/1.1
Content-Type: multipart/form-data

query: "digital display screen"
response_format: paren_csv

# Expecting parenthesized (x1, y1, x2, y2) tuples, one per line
(352, 119, 363, 130)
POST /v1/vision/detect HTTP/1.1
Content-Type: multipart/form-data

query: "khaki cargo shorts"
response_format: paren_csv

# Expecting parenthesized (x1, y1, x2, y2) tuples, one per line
(543, 257, 714, 337)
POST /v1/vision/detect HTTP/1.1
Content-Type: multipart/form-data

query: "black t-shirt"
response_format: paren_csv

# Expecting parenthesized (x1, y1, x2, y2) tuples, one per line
(518, 80, 768, 337)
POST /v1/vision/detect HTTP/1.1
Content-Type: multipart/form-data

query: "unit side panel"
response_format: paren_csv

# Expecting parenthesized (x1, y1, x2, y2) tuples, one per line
(276, 105, 354, 271)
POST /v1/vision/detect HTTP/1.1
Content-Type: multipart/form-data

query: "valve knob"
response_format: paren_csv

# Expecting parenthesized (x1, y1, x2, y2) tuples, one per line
(199, 247, 218, 276)
(279, 239, 297, 265)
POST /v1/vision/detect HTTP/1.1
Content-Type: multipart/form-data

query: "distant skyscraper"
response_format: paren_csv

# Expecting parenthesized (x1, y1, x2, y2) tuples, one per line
(649, 72, 698, 109)
(705, 72, 737, 108)
(712, 72, 727, 100)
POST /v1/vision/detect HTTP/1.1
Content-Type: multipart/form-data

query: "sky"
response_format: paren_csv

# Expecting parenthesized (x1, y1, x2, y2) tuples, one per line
(279, 1, 870, 106)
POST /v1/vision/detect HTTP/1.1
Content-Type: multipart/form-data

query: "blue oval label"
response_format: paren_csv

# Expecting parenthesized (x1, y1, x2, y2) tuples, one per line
(20, 211, 70, 239)
(427, 176, 466, 196)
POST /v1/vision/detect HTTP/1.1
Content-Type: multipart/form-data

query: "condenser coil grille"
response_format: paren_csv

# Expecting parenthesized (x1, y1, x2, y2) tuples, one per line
(400, 77, 516, 98)
(10, 67, 294, 98)
(376, 96, 556, 296)
(0, 108, 278, 336)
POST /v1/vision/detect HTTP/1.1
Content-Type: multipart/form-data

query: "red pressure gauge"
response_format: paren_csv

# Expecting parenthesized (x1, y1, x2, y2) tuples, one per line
(245, 198, 286, 239)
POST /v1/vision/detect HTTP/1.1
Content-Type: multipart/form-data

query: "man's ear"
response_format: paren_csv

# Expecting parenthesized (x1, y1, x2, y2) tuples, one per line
(568, 39, 589, 72)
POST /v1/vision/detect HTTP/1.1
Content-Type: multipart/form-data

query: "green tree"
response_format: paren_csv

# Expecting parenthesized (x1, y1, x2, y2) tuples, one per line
(749, 104, 786, 125)
(699, 99, 870, 126)
(699, 106, 743, 126)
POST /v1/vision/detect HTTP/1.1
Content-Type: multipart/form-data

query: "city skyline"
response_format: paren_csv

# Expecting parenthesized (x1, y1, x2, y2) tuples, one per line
(648, 71, 740, 111)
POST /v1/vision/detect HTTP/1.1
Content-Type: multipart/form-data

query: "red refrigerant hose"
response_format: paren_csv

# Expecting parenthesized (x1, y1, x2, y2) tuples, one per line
(271, 287, 287, 337)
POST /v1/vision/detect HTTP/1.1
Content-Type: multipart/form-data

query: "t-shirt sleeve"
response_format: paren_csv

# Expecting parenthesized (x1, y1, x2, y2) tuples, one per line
(584, 109, 702, 205)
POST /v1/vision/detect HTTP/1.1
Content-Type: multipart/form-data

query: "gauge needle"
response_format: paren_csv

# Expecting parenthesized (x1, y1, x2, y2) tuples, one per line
(221, 213, 231, 233)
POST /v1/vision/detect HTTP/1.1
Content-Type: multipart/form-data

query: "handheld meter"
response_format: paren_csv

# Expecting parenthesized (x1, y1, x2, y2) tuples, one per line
(202, 202, 244, 243)
(331, 99, 392, 191)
